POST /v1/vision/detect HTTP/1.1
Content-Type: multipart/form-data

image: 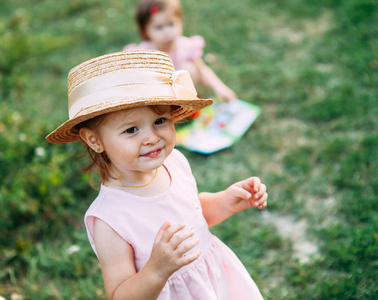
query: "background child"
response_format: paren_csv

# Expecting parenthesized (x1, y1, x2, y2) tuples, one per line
(124, 0, 237, 102)
(46, 50, 267, 299)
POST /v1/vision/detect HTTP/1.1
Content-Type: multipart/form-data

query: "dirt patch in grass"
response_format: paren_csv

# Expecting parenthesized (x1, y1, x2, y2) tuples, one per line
(262, 212, 318, 263)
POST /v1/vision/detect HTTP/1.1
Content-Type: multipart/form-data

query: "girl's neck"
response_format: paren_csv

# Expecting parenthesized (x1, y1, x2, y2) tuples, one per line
(107, 169, 158, 187)
(104, 165, 171, 197)
(154, 40, 177, 54)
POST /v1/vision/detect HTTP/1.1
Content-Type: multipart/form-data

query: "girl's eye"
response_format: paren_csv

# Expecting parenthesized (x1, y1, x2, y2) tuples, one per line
(125, 127, 137, 134)
(169, 22, 175, 27)
(155, 25, 163, 31)
(155, 118, 166, 125)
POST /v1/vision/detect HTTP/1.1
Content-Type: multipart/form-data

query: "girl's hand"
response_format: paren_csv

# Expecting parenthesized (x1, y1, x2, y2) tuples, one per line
(224, 177, 268, 212)
(214, 84, 237, 103)
(147, 222, 201, 281)
(193, 58, 237, 103)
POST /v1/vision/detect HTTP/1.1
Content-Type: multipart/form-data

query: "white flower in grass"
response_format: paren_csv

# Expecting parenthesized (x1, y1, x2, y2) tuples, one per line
(19, 133, 27, 142)
(11, 293, 22, 300)
(0, 295, 7, 300)
(35, 147, 45, 157)
(67, 245, 80, 254)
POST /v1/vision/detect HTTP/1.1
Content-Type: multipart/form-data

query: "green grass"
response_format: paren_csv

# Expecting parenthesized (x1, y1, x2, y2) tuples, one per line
(1, 0, 377, 299)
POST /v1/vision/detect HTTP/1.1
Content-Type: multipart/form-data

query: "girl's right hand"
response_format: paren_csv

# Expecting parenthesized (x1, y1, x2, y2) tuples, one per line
(147, 222, 201, 281)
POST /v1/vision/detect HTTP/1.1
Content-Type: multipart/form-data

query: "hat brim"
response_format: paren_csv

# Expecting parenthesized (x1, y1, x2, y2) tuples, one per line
(46, 97, 213, 144)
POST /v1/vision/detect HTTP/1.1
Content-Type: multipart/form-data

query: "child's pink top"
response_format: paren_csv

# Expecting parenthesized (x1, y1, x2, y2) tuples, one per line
(85, 149, 263, 299)
(123, 35, 205, 70)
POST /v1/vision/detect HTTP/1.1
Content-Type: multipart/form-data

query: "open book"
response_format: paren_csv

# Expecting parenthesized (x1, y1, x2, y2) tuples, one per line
(176, 99, 261, 154)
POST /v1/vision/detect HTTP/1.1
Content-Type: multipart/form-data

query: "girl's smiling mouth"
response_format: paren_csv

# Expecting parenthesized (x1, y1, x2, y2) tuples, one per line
(141, 148, 162, 158)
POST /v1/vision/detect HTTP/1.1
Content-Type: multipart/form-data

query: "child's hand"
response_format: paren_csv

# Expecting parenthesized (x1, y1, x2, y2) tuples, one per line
(147, 222, 201, 281)
(224, 177, 268, 212)
(215, 85, 237, 103)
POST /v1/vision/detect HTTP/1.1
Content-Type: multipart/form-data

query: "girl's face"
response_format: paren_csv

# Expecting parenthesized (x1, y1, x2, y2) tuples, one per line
(98, 106, 176, 180)
(144, 9, 182, 52)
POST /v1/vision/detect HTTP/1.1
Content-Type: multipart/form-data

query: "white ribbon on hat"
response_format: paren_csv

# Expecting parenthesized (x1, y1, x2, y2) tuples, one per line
(68, 69, 198, 119)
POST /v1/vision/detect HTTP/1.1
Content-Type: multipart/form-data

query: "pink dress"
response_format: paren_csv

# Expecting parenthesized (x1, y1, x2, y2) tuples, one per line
(123, 35, 205, 70)
(85, 149, 263, 299)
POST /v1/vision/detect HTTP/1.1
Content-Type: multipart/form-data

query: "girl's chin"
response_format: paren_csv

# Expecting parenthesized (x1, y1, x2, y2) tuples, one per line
(159, 42, 175, 52)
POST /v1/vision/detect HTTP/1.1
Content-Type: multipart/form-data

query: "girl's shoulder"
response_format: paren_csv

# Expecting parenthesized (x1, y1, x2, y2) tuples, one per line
(176, 35, 205, 63)
(122, 40, 157, 52)
(177, 35, 205, 50)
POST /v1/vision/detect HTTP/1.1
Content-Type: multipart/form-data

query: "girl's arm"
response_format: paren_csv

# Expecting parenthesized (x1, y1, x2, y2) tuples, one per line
(94, 219, 200, 300)
(199, 177, 268, 227)
(193, 58, 237, 102)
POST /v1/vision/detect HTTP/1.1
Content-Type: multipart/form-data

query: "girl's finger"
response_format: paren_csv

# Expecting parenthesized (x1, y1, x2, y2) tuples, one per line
(176, 236, 200, 257)
(154, 221, 171, 244)
(251, 177, 262, 192)
(258, 200, 267, 209)
(170, 228, 195, 249)
(242, 177, 261, 193)
(239, 177, 259, 194)
(181, 249, 201, 265)
(256, 193, 268, 208)
(233, 185, 252, 200)
(159, 223, 186, 243)
(254, 184, 267, 200)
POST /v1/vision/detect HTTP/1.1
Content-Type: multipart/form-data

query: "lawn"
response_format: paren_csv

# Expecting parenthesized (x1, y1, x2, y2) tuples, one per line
(1, 0, 377, 299)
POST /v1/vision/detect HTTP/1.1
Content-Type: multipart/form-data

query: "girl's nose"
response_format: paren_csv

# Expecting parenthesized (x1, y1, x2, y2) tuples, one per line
(164, 27, 175, 38)
(143, 128, 161, 145)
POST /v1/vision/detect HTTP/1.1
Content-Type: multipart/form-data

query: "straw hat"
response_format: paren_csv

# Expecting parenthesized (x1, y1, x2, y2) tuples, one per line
(46, 50, 213, 144)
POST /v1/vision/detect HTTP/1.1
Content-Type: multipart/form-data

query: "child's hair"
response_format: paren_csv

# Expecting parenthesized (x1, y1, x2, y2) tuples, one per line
(136, 0, 183, 39)
(76, 105, 177, 186)
(77, 114, 111, 187)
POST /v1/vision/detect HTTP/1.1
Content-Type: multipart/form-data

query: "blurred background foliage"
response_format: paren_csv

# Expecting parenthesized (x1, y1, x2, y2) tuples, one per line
(0, 0, 377, 299)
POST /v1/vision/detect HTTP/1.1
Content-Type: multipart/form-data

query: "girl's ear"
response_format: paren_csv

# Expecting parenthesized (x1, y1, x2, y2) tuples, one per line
(79, 128, 103, 153)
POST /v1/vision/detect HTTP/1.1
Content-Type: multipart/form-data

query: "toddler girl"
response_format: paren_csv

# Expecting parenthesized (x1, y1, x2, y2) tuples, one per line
(46, 50, 267, 300)
(124, 0, 237, 102)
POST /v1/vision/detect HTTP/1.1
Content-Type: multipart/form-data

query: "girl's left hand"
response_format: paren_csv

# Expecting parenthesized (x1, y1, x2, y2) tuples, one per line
(214, 85, 237, 103)
(224, 177, 268, 212)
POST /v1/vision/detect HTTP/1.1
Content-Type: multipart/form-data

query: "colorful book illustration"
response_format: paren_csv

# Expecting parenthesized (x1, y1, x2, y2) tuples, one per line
(176, 99, 261, 154)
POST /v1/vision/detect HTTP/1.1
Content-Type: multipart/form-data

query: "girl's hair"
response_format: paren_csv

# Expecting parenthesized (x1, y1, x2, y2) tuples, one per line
(136, 0, 183, 39)
(77, 114, 112, 188)
(76, 105, 179, 187)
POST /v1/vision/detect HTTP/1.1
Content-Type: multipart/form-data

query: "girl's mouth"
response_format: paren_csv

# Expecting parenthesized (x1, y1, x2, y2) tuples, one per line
(141, 148, 162, 158)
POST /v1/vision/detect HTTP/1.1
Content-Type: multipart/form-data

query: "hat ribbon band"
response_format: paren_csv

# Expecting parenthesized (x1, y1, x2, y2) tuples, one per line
(68, 70, 197, 119)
